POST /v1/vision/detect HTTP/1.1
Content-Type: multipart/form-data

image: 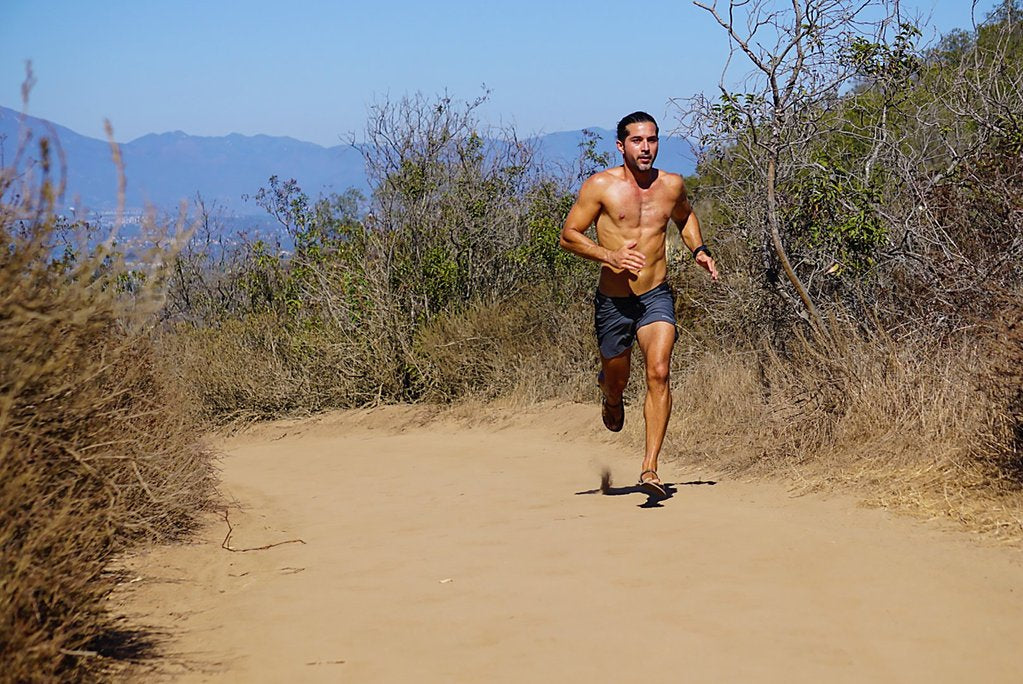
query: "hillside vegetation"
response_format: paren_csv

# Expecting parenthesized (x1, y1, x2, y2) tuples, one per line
(163, 3, 1021, 535)
(2, 2, 1022, 680)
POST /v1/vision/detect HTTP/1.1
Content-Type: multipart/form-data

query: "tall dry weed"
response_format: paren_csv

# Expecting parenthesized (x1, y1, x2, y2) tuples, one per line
(0, 153, 215, 679)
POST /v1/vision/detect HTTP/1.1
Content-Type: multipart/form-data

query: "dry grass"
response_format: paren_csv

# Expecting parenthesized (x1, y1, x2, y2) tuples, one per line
(158, 315, 350, 422)
(164, 280, 601, 422)
(0, 206, 216, 679)
(663, 316, 1023, 541)
(161, 308, 431, 421)
(415, 287, 595, 404)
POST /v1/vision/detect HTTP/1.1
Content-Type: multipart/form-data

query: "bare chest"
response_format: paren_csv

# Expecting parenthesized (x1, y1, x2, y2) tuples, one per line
(601, 185, 674, 230)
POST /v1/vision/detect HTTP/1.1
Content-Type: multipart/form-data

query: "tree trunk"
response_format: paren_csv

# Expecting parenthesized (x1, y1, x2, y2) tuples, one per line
(765, 148, 823, 329)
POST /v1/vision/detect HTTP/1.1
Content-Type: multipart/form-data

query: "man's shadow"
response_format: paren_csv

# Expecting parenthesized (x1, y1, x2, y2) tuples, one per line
(574, 478, 716, 508)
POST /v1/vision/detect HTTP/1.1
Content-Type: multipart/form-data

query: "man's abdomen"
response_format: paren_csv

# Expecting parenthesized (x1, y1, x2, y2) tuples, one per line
(597, 259, 668, 297)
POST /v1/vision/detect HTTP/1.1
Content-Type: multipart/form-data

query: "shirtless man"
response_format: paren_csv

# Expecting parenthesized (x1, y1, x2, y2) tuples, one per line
(559, 111, 718, 497)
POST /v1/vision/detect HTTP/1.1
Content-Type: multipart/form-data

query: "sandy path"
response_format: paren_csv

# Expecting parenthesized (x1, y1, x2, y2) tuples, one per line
(116, 403, 1023, 683)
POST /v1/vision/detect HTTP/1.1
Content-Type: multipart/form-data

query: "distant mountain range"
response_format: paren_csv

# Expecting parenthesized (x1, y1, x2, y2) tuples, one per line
(0, 105, 696, 217)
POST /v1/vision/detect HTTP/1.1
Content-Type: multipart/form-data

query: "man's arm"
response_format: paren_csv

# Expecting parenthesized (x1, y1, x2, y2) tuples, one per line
(672, 180, 719, 282)
(559, 176, 645, 273)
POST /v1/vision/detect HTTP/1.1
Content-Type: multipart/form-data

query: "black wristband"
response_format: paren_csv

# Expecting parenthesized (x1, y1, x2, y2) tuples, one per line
(692, 244, 711, 260)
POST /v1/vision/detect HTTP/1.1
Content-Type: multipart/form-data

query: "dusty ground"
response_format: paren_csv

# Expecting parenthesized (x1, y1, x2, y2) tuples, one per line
(114, 402, 1023, 683)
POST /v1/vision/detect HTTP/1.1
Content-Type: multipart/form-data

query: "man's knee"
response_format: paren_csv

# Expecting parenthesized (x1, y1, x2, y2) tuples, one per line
(646, 360, 670, 387)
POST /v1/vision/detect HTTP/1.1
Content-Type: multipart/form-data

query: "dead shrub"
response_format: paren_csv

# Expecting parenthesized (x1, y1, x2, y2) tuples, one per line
(0, 175, 215, 679)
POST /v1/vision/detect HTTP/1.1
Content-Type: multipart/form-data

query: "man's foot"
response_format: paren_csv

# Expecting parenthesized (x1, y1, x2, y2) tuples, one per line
(638, 469, 666, 498)
(598, 372, 624, 432)
(601, 396, 624, 432)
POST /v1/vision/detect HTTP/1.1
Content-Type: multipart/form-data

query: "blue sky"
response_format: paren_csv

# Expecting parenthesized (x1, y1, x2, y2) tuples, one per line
(1, 0, 1000, 146)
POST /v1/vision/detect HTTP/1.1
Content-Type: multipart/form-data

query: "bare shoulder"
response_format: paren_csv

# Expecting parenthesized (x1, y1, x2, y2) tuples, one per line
(657, 170, 687, 197)
(580, 167, 624, 198)
(585, 167, 624, 188)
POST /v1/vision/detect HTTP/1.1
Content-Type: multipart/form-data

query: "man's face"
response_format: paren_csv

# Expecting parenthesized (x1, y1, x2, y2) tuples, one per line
(617, 121, 658, 172)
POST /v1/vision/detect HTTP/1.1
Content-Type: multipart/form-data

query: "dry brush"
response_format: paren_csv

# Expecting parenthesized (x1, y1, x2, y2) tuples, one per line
(0, 126, 215, 681)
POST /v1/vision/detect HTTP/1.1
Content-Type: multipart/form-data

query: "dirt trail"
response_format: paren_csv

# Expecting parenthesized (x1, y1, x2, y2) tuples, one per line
(116, 403, 1023, 683)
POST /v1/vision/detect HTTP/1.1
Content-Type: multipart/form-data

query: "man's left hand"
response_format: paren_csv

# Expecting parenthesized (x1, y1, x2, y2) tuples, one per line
(697, 252, 719, 282)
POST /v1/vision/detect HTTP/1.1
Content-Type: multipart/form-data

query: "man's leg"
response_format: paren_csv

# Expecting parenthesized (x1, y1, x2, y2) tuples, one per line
(635, 321, 675, 482)
(598, 347, 631, 408)
(594, 289, 632, 415)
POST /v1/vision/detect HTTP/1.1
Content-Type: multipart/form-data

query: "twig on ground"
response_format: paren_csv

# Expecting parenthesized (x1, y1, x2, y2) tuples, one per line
(220, 509, 305, 552)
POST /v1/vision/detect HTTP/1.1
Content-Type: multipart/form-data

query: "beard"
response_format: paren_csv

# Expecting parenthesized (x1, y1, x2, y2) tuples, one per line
(633, 156, 654, 171)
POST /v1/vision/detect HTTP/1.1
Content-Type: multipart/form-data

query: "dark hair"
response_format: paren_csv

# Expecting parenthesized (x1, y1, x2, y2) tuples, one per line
(616, 111, 658, 141)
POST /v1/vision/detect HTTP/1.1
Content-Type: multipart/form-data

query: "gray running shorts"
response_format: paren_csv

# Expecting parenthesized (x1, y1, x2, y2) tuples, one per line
(593, 282, 678, 359)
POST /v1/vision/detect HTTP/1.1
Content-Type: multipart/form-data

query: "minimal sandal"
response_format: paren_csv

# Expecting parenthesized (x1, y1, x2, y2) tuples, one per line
(601, 395, 624, 432)
(638, 469, 666, 498)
